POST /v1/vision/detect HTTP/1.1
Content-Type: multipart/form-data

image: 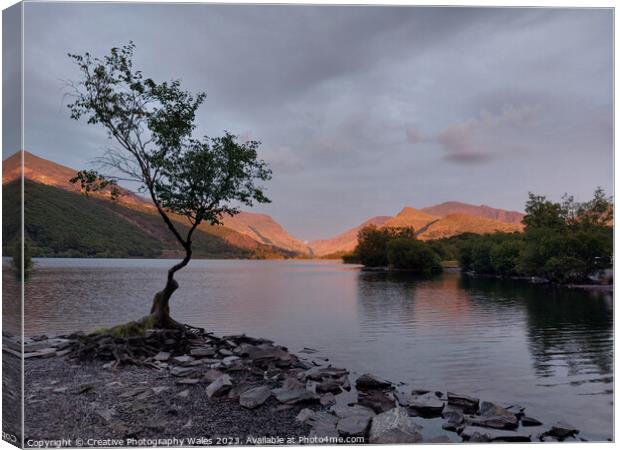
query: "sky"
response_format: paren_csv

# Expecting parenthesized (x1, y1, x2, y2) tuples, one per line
(4, 3, 614, 241)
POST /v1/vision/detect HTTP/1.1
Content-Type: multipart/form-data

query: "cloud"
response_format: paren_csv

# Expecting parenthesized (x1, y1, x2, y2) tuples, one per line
(405, 127, 424, 144)
(408, 104, 541, 164)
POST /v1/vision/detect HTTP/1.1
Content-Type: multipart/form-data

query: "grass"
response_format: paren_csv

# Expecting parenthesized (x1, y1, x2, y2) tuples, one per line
(93, 315, 158, 338)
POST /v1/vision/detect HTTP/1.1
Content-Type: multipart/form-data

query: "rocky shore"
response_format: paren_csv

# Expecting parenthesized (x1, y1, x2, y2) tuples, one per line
(5, 330, 588, 446)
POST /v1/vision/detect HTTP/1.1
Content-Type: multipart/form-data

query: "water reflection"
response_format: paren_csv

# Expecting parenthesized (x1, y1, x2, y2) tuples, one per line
(11, 259, 614, 440)
(459, 276, 613, 379)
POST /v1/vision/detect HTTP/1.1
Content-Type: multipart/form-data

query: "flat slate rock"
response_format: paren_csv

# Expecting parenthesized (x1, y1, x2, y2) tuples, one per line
(460, 426, 531, 442)
(282, 377, 305, 390)
(227, 382, 252, 400)
(190, 347, 215, 357)
(173, 355, 195, 365)
(305, 366, 348, 381)
(505, 403, 526, 417)
(176, 377, 200, 385)
(206, 374, 232, 398)
(442, 409, 464, 425)
(447, 392, 479, 413)
(409, 393, 445, 416)
(24, 348, 57, 359)
(369, 407, 423, 444)
(337, 415, 371, 438)
(316, 378, 343, 394)
(272, 387, 318, 405)
(521, 416, 543, 427)
(203, 369, 224, 384)
(331, 404, 376, 419)
(393, 391, 412, 407)
(411, 389, 431, 395)
(355, 373, 393, 391)
(320, 393, 336, 406)
(170, 366, 196, 378)
(547, 421, 579, 439)
(153, 351, 170, 362)
(239, 386, 271, 409)
(296, 408, 315, 424)
(358, 390, 395, 413)
(470, 401, 518, 430)
(23, 338, 71, 352)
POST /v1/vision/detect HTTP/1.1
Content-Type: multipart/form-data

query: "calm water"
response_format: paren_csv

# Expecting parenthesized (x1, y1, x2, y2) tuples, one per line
(4, 258, 614, 440)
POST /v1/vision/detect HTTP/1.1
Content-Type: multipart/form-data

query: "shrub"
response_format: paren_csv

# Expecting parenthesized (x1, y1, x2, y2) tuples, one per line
(386, 238, 442, 275)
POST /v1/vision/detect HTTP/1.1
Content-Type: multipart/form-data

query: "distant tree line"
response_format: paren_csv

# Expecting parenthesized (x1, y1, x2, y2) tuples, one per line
(343, 226, 442, 275)
(345, 188, 613, 284)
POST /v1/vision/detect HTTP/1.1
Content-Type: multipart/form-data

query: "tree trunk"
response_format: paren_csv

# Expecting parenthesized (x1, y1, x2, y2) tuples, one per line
(150, 277, 179, 328)
(149, 246, 192, 329)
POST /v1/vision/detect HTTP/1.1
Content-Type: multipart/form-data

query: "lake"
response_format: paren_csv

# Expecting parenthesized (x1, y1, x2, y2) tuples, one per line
(4, 258, 613, 440)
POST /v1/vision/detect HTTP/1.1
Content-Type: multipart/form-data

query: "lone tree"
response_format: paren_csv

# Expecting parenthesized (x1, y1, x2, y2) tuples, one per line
(66, 43, 271, 329)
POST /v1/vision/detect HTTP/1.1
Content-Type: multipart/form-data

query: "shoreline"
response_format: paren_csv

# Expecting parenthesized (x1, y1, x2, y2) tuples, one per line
(361, 265, 614, 291)
(4, 330, 594, 446)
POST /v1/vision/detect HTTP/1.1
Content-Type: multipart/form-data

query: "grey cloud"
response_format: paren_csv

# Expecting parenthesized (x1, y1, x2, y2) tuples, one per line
(436, 104, 541, 163)
(405, 104, 541, 163)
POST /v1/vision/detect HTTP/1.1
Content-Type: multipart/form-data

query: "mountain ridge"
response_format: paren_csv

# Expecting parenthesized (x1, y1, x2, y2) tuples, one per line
(421, 201, 524, 225)
(308, 215, 391, 257)
(309, 205, 524, 257)
(3, 151, 310, 256)
(3, 151, 526, 259)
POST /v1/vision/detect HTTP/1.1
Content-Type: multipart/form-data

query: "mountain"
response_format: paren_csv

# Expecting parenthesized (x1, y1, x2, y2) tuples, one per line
(222, 212, 310, 255)
(3, 151, 527, 259)
(383, 207, 440, 230)
(308, 216, 391, 257)
(3, 179, 277, 258)
(417, 213, 523, 240)
(384, 206, 523, 240)
(421, 201, 524, 225)
(2, 150, 149, 210)
(312, 203, 524, 258)
(2, 151, 308, 258)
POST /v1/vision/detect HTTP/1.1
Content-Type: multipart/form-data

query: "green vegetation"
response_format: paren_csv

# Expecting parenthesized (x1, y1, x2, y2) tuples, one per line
(2, 180, 282, 259)
(454, 188, 613, 283)
(386, 238, 442, 275)
(349, 225, 442, 274)
(93, 315, 157, 338)
(11, 239, 34, 279)
(344, 188, 612, 284)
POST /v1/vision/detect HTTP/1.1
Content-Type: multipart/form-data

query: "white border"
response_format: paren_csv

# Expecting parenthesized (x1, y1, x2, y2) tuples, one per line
(0, 2, 616, 450)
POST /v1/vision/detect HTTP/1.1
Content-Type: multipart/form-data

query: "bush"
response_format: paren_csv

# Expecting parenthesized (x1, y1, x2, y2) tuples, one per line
(355, 226, 415, 268)
(355, 226, 391, 267)
(471, 240, 494, 274)
(490, 240, 522, 276)
(386, 238, 442, 275)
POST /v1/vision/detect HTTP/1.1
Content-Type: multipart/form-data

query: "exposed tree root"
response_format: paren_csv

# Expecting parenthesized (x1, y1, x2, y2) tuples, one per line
(69, 316, 210, 368)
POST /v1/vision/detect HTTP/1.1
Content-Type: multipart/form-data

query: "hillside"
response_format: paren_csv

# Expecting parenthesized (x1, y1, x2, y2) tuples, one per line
(3, 151, 528, 259)
(314, 204, 524, 258)
(3, 151, 309, 257)
(421, 201, 524, 225)
(3, 179, 287, 258)
(222, 212, 310, 255)
(417, 213, 523, 240)
(3, 150, 152, 211)
(383, 207, 440, 230)
(309, 216, 390, 257)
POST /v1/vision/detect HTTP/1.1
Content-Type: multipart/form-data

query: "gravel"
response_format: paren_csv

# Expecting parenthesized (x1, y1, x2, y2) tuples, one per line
(24, 357, 311, 446)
